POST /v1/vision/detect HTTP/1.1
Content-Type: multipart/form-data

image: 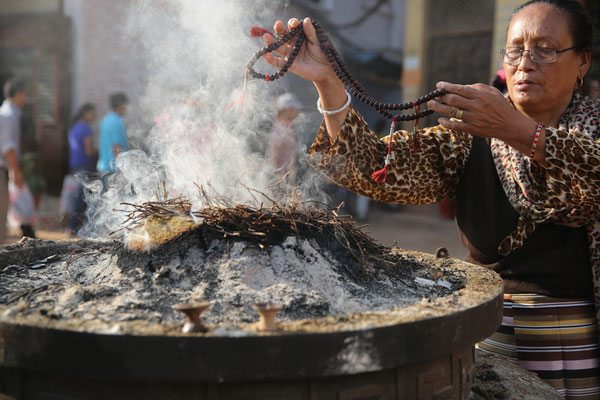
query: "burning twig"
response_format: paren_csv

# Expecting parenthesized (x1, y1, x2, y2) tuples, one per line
(113, 186, 402, 278)
(188, 202, 397, 276)
(112, 197, 193, 236)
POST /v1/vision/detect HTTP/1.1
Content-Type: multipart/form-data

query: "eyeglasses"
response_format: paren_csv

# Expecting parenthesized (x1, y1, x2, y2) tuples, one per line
(500, 46, 576, 65)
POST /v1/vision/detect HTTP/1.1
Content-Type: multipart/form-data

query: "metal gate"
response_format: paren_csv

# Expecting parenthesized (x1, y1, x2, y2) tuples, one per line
(424, 0, 495, 125)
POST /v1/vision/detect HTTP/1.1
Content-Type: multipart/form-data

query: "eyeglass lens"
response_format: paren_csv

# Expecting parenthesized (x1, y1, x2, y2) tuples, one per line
(503, 48, 557, 64)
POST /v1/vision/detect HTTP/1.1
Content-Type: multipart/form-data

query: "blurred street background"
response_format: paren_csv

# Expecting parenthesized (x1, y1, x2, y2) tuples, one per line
(1, 0, 598, 260)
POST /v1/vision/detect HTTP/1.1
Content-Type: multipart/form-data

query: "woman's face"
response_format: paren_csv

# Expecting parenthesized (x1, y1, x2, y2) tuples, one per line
(83, 110, 96, 123)
(505, 3, 590, 118)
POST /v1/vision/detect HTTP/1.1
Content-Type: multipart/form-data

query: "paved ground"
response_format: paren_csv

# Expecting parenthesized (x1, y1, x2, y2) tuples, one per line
(364, 203, 467, 260)
(6, 196, 468, 261)
(5, 196, 70, 245)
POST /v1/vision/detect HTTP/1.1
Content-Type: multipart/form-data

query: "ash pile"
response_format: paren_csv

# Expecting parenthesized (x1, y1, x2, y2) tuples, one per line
(0, 195, 464, 335)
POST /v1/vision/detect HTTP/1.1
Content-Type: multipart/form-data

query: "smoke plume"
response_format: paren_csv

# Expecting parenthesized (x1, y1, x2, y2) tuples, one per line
(81, 0, 330, 238)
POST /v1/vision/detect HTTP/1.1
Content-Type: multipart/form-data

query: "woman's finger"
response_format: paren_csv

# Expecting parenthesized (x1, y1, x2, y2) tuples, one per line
(302, 17, 318, 45)
(268, 21, 294, 57)
(432, 93, 473, 110)
(287, 18, 300, 31)
(263, 33, 284, 57)
(274, 20, 288, 36)
(471, 82, 502, 95)
(263, 32, 275, 46)
(428, 101, 469, 120)
(436, 81, 479, 99)
(262, 52, 286, 70)
(263, 31, 293, 58)
(438, 117, 472, 134)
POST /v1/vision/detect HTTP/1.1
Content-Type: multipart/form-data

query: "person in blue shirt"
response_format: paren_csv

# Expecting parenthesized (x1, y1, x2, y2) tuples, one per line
(97, 93, 128, 172)
(67, 103, 96, 235)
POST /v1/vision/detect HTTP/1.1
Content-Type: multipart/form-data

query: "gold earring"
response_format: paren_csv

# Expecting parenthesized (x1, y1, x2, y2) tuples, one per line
(577, 77, 584, 89)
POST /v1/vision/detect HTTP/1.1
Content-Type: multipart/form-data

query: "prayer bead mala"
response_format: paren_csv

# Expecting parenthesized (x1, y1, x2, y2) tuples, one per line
(246, 20, 446, 183)
(246, 20, 446, 122)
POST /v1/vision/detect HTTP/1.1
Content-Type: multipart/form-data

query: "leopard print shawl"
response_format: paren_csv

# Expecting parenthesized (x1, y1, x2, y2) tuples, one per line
(308, 93, 600, 313)
(491, 92, 600, 310)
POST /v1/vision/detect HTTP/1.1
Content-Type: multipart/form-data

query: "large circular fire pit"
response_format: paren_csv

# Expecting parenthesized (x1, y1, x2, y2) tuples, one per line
(0, 230, 502, 399)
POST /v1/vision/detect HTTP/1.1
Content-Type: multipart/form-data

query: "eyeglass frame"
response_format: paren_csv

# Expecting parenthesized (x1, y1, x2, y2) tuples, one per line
(499, 46, 577, 65)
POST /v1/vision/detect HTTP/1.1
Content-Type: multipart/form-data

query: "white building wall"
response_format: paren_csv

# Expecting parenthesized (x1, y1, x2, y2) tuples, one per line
(63, 0, 140, 125)
(63, 0, 83, 112)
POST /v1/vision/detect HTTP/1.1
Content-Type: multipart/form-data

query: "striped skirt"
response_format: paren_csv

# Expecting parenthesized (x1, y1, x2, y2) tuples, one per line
(477, 294, 600, 399)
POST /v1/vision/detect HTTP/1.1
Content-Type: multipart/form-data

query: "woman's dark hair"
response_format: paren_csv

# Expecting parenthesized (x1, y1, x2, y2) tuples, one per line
(3, 79, 26, 99)
(510, 0, 593, 53)
(109, 92, 128, 110)
(72, 103, 96, 126)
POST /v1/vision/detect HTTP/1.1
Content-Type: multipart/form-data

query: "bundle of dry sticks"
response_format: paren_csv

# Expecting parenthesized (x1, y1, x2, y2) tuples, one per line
(114, 191, 402, 278)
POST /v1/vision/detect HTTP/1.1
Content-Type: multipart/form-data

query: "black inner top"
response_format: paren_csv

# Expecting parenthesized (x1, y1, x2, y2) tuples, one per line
(455, 136, 593, 298)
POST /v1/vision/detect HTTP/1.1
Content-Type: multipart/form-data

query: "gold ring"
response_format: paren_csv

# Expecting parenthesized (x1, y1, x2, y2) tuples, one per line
(455, 108, 464, 119)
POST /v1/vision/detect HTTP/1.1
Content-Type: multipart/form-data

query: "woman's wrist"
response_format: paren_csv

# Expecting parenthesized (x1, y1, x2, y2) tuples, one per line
(530, 123, 544, 159)
(313, 68, 339, 88)
(317, 90, 351, 116)
(503, 114, 537, 146)
(313, 72, 347, 110)
(503, 116, 546, 164)
(313, 74, 348, 141)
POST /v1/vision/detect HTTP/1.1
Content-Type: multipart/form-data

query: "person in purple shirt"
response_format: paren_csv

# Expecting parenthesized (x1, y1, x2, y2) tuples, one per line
(67, 103, 96, 235)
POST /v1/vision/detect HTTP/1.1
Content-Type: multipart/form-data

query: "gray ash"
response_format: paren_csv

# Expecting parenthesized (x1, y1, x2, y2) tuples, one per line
(0, 208, 464, 332)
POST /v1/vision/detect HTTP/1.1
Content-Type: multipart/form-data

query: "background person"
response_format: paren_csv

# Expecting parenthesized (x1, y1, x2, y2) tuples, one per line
(67, 103, 96, 235)
(492, 68, 508, 93)
(267, 92, 301, 177)
(263, 0, 600, 396)
(0, 80, 28, 242)
(97, 92, 128, 172)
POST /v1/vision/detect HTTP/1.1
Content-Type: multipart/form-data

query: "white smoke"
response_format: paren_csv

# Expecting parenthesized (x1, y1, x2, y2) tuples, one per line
(81, 0, 330, 238)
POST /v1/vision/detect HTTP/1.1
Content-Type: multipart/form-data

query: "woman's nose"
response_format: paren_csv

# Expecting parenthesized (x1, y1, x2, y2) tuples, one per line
(517, 50, 536, 70)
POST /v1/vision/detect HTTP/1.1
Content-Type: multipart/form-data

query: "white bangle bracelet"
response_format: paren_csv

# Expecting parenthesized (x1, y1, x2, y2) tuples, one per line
(317, 90, 351, 116)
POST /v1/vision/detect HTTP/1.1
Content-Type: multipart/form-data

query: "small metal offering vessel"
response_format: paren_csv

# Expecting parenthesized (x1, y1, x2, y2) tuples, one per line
(254, 302, 284, 332)
(172, 301, 211, 333)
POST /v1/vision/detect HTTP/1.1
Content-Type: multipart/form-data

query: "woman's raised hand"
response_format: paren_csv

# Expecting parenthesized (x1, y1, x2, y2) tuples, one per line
(428, 83, 538, 138)
(427, 82, 542, 161)
(262, 18, 334, 85)
(263, 17, 348, 139)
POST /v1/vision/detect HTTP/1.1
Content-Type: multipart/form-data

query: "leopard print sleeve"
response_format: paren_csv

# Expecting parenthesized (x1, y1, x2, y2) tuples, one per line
(307, 106, 472, 204)
(541, 127, 600, 214)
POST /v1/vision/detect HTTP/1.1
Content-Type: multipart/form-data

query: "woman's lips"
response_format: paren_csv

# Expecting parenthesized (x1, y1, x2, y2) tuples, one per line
(514, 79, 538, 90)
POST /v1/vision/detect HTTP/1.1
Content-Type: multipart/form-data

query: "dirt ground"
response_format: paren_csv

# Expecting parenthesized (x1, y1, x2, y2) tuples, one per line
(5, 200, 70, 245)
(6, 218, 70, 244)
(363, 203, 467, 260)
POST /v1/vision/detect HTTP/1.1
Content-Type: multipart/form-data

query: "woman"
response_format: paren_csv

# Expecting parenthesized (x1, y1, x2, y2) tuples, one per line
(264, 0, 599, 397)
(67, 103, 96, 235)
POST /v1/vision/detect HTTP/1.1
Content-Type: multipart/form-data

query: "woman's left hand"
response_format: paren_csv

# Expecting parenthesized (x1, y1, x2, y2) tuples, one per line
(427, 81, 535, 142)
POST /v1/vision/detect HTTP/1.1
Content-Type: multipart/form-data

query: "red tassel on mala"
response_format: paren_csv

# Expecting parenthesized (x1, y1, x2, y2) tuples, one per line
(250, 27, 272, 37)
(371, 118, 396, 183)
